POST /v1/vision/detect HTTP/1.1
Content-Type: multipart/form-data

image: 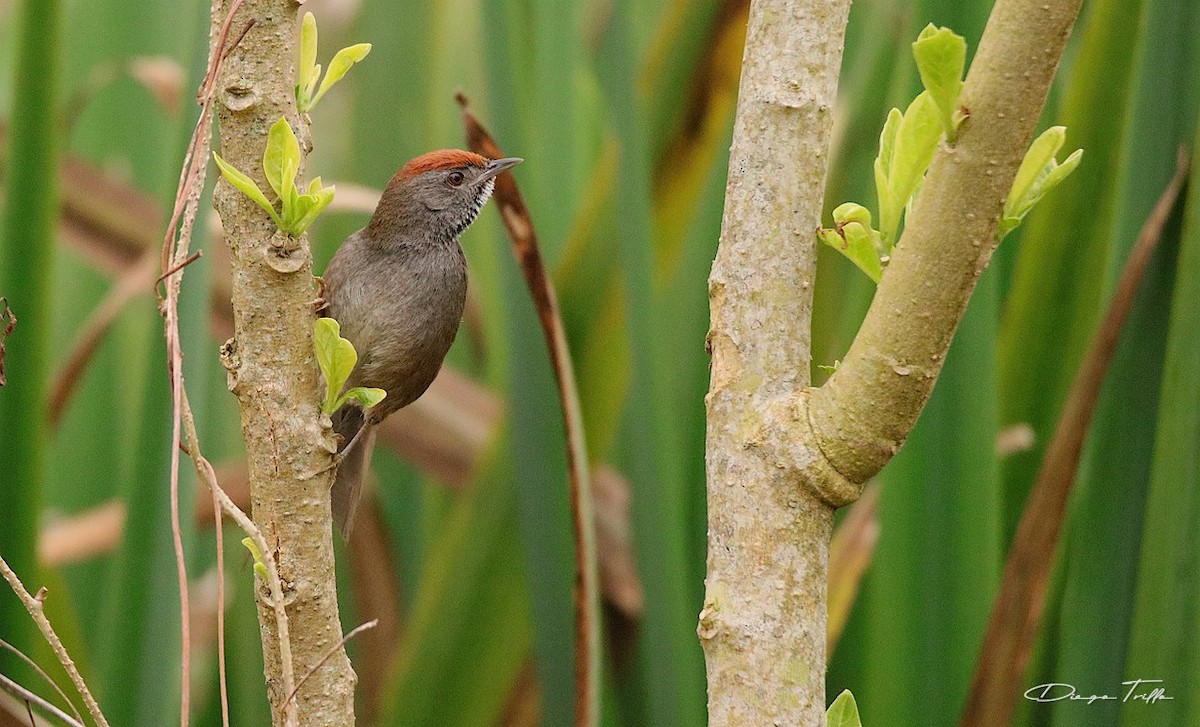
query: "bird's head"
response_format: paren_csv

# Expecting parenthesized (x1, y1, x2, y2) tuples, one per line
(366, 150, 522, 245)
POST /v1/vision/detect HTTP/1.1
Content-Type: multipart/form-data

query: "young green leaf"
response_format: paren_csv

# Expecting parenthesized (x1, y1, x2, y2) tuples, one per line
(874, 108, 901, 243)
(1008, 126, 1065, 213)
(819, 203, 885, 283)
(876, 107, 901, 183)
(263, 117, 301, 199)
(337, 386, 386, 411)
(241, 537, 262, 564)
(212, 152, 283, 227)
(878, 92, 941, 244)
(826, 690, 863, 727)
(309, 43, 372, 109)
(299, 12, 318, 100)
(290, 185, 336, 237)
(314, 317, 359, 414)
(1000, 126, 1083, 237)
(912, 24, 967, 139)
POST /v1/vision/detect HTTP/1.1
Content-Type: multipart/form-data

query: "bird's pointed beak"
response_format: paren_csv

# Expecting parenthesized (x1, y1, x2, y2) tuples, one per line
(480, 156, 523, 181)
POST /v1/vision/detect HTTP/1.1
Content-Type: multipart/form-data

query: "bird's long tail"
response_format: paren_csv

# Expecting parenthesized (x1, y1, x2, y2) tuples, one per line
(331, 404, 375, 538)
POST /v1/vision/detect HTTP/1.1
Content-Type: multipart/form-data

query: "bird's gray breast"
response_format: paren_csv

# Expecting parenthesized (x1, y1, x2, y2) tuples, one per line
(324, 235, 467, 418)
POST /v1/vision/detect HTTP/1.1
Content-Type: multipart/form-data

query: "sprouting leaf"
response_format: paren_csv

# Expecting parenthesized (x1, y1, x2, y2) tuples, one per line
(290, 185, 336, 237)
(263, 117, 301, 199)
(878, 92, 941, 244)
(339, 386, 386, 410)
(213, 152, 282, 227)
(308, 43, 372, 109)
(314, 318, 386, 414)
(240, 537, 269, 580)
(826, 690, 863, 727)
(889, 93, 941, 215)
(240, 536, 261, 562)
(818, 203, 885, 284)
(314, 317, 358, 414)
(1008, 126, 1065, 212)
(1000, 126, 1083, 237)
(294, 12, 371, 111)
(299, 12, 318, 99)
(912, 24, 967, 139)
(876, 108, 901, 182)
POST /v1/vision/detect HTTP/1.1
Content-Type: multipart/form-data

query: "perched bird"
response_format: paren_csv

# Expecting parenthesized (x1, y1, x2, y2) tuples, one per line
(322, 150, 521, 536)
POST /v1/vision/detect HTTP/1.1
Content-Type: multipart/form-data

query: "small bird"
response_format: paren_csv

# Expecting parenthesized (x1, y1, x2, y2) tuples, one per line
(322, 150, 521, 536)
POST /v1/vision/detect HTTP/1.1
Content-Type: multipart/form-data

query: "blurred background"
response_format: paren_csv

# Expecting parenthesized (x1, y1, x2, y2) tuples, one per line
(0, 0, 1198, 725)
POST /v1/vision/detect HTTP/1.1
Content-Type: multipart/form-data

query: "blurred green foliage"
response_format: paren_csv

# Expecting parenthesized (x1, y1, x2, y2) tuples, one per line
(1, 0, 1198, 725)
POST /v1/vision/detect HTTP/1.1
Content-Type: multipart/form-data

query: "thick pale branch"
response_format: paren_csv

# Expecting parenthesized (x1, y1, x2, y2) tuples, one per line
(703, 1, 851, 724)
(778, 0, 1086, 495)
(210, 0, 355, 723)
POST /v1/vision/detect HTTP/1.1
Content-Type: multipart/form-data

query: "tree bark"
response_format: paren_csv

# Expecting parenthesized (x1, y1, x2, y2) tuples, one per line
(210, 0, 356, 723)
(703, 0, 1084, 723)
(702, 1, 852, 724)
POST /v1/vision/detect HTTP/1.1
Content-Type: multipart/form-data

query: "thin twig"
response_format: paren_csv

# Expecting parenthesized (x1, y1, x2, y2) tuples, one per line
(458, 92, 600, 727)
(0, 639, 84, 726)
(156, 1, 247, 725)
(210, 478, 230, 727)
(0, 557, 109, 727)
(156, 250, 203, 287)
(0, 672, 83, 727)
(221, 19, 255, 63)
(181, 396, 298, 727)
(961, 147, 1190, 727)
(281, 619, 378, 717)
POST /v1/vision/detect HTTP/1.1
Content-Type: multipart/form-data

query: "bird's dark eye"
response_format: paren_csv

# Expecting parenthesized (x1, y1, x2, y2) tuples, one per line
(447, 170, 466, 187)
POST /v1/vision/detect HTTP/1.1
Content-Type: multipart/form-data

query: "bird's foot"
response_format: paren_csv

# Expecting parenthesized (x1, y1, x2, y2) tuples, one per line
(307, 424, 368, 480)
(311, 276, 329, 315)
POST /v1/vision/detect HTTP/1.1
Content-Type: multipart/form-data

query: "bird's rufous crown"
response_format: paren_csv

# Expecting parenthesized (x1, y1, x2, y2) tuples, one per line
(395, 149, 489, 180)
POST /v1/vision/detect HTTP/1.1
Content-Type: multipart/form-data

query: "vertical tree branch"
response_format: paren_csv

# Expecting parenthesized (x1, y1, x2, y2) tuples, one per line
(209, 0, 355, 723)
(701, 1, 851, 724)
(705, 0, 1085, 723)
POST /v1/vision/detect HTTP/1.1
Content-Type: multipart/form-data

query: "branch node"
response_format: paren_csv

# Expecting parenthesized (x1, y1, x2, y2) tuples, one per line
(219, 338, 241, 390)
(221, 81, 259, 112)
(756, 389, 863, 508)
